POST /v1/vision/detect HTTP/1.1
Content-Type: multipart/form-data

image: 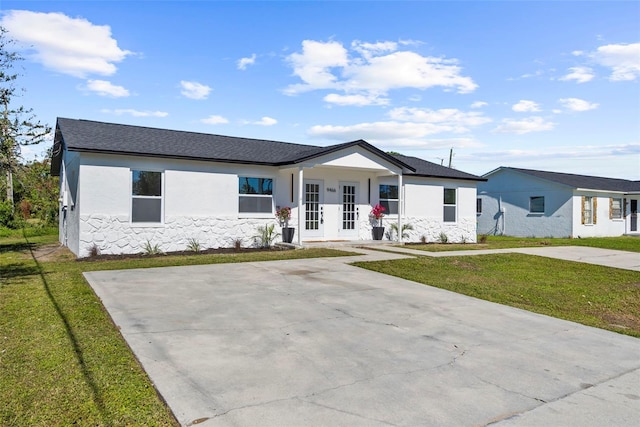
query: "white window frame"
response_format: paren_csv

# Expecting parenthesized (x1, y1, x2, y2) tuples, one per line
(131, 169, 164, 225)
(379, 184, 399, 215)
(583, 196, 594, 224)
(529, 196, 545, 214)
(476, 198, 482, 215)
(238, 176, 274, 217)
(443, 188, 457, 223)
(610, 198, 622, 220)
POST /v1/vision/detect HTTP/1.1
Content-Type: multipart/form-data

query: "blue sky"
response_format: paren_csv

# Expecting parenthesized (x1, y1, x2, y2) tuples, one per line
(2, 1, 639, 179)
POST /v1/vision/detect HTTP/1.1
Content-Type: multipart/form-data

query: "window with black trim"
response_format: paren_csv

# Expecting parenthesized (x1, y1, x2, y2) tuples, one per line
(529, 196, 545, 214)
(476, 198, 482, 214)
(239, 177, 273, 213)
(379, 184, 398, 215)
(132, 170, 162, 223)
(443, 188, 456, 222)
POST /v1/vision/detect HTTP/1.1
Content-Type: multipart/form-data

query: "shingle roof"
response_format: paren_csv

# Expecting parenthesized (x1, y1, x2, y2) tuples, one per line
(52, 117, 485, 182)
(393, 154, 487, 182)
(490, 167, 640, 192)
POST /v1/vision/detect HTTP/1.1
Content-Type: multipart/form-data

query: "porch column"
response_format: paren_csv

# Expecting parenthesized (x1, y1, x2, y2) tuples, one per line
(397, 173, 403, 243)
(297, 167, 304, 246)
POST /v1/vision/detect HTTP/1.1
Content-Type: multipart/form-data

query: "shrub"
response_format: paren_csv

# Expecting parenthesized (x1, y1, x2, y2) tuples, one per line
(143, 240, 163, 255)
(438, 232, 449, 244)
(389, 222, 414, 241)
(253, 224, 280, 248)
(186, 238, 201, 253)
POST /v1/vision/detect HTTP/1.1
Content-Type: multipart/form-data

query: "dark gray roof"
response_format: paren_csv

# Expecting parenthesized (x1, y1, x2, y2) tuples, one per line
(393, 154, 486, 182)
(51, 118, 484, 182)
(493, 167, 640, 192)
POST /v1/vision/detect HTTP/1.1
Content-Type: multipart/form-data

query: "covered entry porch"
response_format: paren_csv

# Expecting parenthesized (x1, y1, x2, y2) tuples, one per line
(277, 141, 414, 245)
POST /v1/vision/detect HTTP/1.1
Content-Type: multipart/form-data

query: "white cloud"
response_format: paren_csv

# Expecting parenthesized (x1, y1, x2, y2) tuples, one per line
(592, 43, 640, 81)
(84, 79, 129, 97)
(471, 101, 488, 109)
(492, 116, 555, 134)
(323, 93, 389, 106)
(388, 107, 492, 131)
(284, 39, 477, 105)
(512, 100, 541, 113)
(244, 117, 278, 126)
(558, 97, 599, 112)
(200, 115, 229, 125)
(308, 107, 490, 145)
(180, 80, 212, 100)
(559, 66, 594, 83)
(471, 143, 640, 161)
(0, 10, 132, 78)
(237, 54, 256, 70)
(101, 109, 168, 117)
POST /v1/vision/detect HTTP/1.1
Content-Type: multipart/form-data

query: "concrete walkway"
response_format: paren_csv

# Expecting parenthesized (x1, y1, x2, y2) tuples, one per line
(84, 246, 640, 426)
(360, 244, 640, 271)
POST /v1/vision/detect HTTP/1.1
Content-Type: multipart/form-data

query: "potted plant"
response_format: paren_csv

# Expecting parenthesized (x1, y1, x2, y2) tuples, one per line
(275, 206, 295, 243)
(370, 204, 386, 240)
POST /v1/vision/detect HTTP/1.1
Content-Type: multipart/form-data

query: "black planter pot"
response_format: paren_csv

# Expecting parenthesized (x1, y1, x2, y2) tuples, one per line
(282, 227, 295, 243)
(372, 226, 385, 240)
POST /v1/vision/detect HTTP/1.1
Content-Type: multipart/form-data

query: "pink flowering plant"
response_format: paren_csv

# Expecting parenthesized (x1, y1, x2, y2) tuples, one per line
(275, 206, 292, 227)
(370, 204, 386, 226)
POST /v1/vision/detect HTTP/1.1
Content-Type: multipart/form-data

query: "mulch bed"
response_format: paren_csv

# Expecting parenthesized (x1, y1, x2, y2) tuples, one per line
(78, 245, 293, 262)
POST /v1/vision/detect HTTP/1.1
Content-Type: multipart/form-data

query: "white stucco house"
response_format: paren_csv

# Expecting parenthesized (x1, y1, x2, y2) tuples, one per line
(51, 118, 486, 258)
(477, 167, 640, 238)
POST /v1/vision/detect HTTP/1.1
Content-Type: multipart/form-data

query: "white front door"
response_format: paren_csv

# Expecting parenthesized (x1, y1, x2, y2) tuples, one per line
(339, 182, 359, 238)
(304, 180, 324, 238)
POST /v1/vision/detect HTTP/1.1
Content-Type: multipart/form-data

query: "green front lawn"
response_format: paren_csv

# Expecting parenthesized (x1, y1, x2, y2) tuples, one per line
(0, 230, 354, 426)
(354, 254, 640, 338)
(405, 235, 640, 252)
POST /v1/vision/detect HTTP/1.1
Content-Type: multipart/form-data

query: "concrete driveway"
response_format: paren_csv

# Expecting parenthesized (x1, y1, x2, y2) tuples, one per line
(85, 249, 640, 426)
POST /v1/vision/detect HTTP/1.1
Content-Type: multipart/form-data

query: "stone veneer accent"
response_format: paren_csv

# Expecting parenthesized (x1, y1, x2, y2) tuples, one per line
(78, 214, 477, 257)
(79, 215, 277, 258)
(379, 217, 477, 243)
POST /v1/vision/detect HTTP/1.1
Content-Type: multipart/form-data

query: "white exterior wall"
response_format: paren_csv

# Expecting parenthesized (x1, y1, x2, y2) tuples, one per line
(477, 169, 574, 237)
(391, 177, 477, 243)
(478, 169, 633, 238)
(571, 192, 628, 238)
(59, 151, 81, 255)
(72, 153, 282, 257)
(62, 148, 481, 257)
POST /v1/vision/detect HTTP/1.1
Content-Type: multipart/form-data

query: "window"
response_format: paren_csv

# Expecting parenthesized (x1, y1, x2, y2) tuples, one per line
(132, 170, 162, 223)
(443, 188, 456, 222)
(582, 196, 597, 224)
(610, 198, 622, 219)
(529, 196, 545, 214)
(476, 198, 482, 214)
(379, 184, 398, 215)
(239, 177, 273, 213)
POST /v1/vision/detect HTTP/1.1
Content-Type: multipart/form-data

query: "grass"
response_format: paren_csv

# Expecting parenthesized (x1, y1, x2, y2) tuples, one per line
(0, 230, 354, 426)
(354, 253, 640, 338)
(405, 235, 640, 252)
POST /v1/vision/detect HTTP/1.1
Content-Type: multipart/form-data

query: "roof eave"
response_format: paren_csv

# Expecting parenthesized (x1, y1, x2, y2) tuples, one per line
(67, 147, 281, 167)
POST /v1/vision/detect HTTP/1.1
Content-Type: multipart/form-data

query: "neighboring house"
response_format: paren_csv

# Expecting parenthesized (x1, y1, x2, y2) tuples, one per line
(51, 118, 485, 258)
(477, 167, 640, 238)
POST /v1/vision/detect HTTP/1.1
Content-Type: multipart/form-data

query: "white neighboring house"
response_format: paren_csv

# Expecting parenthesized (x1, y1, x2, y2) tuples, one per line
(51, 118, 486, 258)
(477, 167, 640, 238)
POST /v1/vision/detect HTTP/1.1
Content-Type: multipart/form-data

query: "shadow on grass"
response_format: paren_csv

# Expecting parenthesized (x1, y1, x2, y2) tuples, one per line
(0, 263, 41, 280)
(0, 242, 35, 254)
(23, 230, 108, 423)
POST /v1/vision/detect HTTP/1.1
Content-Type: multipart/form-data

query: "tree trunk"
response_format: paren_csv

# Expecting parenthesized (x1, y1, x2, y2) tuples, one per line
(5, 169, 13, 210)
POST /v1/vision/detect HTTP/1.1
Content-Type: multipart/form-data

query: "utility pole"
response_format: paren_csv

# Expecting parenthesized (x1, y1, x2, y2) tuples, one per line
(448, 148, 454, 168)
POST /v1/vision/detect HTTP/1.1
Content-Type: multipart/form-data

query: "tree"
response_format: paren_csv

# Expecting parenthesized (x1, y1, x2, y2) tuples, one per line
(0, 26, 50, 211)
